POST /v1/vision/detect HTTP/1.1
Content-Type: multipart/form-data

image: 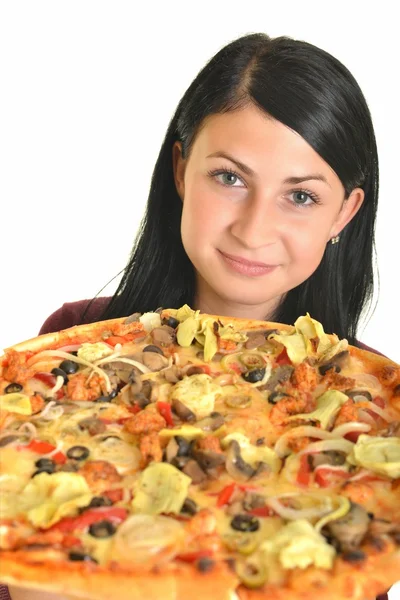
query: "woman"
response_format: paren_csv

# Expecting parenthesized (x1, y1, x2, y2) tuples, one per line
(3, 32, 389, 600)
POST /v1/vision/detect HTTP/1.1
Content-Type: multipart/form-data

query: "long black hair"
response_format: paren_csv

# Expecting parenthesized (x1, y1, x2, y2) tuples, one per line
(95, 33, 378, 345)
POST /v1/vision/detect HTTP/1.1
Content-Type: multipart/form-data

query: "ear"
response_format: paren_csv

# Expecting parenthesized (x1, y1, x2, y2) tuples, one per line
(329, 187, 365, 239)
(172, 141, 186, 201)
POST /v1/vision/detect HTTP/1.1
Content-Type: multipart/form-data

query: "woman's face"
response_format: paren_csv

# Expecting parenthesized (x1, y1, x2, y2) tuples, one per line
(173, 105, 364, 320)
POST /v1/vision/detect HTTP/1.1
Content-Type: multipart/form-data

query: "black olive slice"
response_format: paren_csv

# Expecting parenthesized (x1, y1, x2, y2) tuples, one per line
(88, 520, 116, 538)
(5, 383, 23, 394)
(197, 557, 215, 572)
(230, 514, 260, 532)
(35, 458, 56, 470)
(68, 551, 97, 562)
(32, 465, 56, 477)
(59, 360, 79, 375)
(51, 368, 68, 384)
(162, 316, 180, 329)
(66, 446, 90, 460)
(241, 368, 266, 383)
(181, 498, 198, 516)
(88, 496, 113, 509)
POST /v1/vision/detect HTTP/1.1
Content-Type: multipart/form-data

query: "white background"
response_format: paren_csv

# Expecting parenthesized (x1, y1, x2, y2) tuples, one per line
(0, 3, 399, 597)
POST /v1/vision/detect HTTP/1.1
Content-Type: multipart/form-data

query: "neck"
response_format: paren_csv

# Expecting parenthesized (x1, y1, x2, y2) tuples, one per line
(193, 278, 282, 321)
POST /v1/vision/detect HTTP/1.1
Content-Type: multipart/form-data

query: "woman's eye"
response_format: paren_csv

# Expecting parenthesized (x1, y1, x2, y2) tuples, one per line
(214, 171, 244, 187)
(291, 191, 317, 206)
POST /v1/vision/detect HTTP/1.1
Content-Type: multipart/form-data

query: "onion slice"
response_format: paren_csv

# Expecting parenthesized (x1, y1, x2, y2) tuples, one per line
(298, 439, 355, 456)
(265, 493, 333, 521)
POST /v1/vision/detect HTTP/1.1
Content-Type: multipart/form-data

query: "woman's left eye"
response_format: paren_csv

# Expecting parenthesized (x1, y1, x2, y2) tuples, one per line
(290, 190, 320, 207)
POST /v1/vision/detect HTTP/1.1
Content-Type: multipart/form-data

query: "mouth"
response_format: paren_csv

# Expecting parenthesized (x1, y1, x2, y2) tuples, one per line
(217, 250, 278, 277)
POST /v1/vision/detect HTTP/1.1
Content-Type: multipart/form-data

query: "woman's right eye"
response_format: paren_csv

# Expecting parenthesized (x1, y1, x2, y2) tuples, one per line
(208, 169, 246, 188)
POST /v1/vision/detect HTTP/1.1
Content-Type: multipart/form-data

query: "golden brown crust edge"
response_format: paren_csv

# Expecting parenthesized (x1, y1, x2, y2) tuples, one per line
(0, 553, 238, 600)
(238, 546, 400, 600)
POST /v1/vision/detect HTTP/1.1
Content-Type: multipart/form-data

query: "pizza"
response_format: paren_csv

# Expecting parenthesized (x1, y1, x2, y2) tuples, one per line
(0, 305, 399, 600)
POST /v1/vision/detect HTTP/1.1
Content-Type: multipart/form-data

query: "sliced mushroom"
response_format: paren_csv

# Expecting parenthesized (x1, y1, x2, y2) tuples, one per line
(243, 492, 267, 511)
(325, 502, 370, 552)
(244, 332, 268, 350)
(78, 417, 106, 436)
(164, 367, 181, 384)
(151, 326, 176, 347)
(182, 459, 208, 484)
(172, 399, 196, 422)
(260, 365, 294, 392)
(308, 450, 347, 470)
(225, 440, 256, 481)
(143, 345, 165, 355)
(192, 449, 226, 471)
(345, 389, 373, 402)
(196, 412, 225, 431)
(142, 352, 169, 371)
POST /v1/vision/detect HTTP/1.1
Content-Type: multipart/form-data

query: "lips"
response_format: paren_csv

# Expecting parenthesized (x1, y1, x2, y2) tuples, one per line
(217, 250, 278, 277)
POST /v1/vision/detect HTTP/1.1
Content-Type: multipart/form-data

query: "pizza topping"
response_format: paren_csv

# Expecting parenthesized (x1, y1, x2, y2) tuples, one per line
(259, 518, 336, 569)
(0, 392, 32, 415)
(68, 550, 97, 562)
(171, 398, 196, 421)
(347, 434, 400, 478)
(287, 390, 348, 429)
(66, 445, 90, 460)
(231, 514, 260, 532)
(170, 374, 221, 419)
(88, 519, 117, 538)
(131, 462, 191, 515)
(111, 514, 185, 566)
(14, 472, 92, 528)
(223, 433, 281, 475)
(4, 383, 23, 393)
(323, 501, 370, 552)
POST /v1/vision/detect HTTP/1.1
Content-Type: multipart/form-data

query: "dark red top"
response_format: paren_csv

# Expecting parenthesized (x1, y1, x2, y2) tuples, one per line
(0, 298, 389, 600)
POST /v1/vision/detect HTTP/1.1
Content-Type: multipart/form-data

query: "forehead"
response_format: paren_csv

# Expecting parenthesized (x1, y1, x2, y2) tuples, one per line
(190, 104, 339, 184)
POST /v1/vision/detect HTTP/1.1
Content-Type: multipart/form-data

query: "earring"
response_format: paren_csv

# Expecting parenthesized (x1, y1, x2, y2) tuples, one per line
(331, 236, 340, 245)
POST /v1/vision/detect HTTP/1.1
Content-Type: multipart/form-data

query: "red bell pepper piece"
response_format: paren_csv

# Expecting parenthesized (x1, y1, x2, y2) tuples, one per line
(33, 372, 64, 400)
(24, 440, 66, 465)
(157, 401, 174, 426)
(216, 483, 236, 507)
(276, 348, 291, 366)
(297, 454, 311, 486)
(315, 467, 351, 488)
(49, 507, 128, 533)
(247, 506, 275, 517)
(176, 549, 214, 563)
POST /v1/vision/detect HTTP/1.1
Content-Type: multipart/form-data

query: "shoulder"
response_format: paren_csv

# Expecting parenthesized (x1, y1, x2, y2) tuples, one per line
(39, 297, 111, 335)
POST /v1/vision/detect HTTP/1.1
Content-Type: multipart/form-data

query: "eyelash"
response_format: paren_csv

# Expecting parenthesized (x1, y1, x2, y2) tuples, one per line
(207, 167, 322, 207)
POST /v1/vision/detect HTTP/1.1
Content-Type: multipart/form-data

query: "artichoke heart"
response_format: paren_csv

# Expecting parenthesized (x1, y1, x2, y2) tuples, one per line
(0, 393, 32, 415)
(131, 463, 191, 515)
(270, 332, 308, 365)
(259, 519, 336, 570)
(18, 472, 92, 528)
(77, 342, 114, 363)
(222, 433, 282, 473)
(170, 374, 221, 419)
(294, 314, 333, 355)
(287, 390, 348, 429)
(347, 435, 400, 478)
(177, 316, 201, 347)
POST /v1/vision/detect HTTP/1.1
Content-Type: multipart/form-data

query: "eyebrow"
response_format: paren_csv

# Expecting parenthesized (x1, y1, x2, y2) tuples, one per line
(206, 151, 331, 187)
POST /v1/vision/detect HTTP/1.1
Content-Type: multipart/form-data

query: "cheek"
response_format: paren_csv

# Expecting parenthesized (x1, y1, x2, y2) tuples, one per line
(286, 223, 329, 268)
(180, 180, 231, 248)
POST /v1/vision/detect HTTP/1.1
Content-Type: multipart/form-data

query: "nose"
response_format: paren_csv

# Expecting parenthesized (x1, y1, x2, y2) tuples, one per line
(230, 192, 279, 249)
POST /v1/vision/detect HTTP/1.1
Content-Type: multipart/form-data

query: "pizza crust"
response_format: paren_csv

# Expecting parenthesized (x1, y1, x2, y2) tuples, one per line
(0, 552, 238, 600)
